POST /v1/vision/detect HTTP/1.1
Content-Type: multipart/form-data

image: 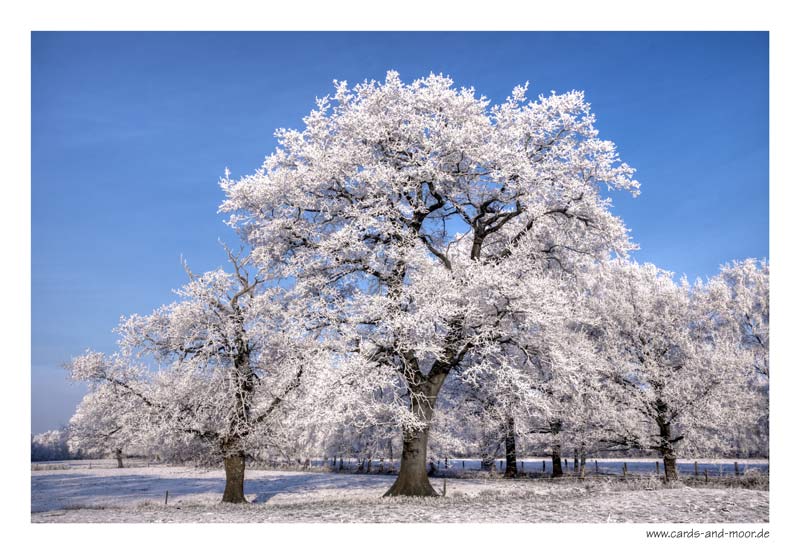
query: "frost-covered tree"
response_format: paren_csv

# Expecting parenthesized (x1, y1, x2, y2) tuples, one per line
(316, 420, 397, 472)
(68, 249, 313, 503)
(31, 429, 71, 462)
(703, 258, 769, 456)
(584, 260, 755, 480)
(221, 71, 639, 495)
(68, 385, 146, 467)
(434, 375, 520, 476)
(520, 327, 612, 477)
(707, 259, 769, 378)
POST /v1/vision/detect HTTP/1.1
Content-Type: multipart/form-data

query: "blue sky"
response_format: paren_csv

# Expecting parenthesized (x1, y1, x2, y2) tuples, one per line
(31, 31, 768, 433)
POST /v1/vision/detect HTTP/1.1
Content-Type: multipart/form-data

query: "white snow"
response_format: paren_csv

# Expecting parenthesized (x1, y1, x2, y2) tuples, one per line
(31, 462, 768, 523)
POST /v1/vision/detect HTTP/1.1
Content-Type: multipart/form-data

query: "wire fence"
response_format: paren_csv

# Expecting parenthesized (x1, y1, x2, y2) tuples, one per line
(32, 456, 769, 479)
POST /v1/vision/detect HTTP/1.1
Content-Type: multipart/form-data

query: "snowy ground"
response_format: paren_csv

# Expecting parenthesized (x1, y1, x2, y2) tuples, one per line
(31, 460, 768, 523)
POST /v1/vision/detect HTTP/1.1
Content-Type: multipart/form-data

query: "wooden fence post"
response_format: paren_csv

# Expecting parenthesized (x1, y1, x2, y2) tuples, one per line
(734, 461, 739, 476)
(623, 462, 628, 477)
(595, 460, 599, 474)
(655, 460, 660, 475)
(542, 460, 546, 472)
(694, 461, 699, 477)
(704, 468, 708, 483)
(462, 460, 465, 469)
(165, 490, 169, 505)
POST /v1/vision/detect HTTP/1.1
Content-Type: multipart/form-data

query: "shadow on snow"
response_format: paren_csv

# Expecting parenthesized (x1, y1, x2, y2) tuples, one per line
(31, 471, 396, 512)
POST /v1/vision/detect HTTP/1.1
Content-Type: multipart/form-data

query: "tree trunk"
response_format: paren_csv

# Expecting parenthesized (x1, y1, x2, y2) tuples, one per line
(503, 416, 518, 478)
(578, 442, 587, 479)
(551, 447, 562, 477)
(550, 420, 563, 477)
(384, 425, 438, 496)
(656, 399, 680, 482)
(114, 448, 124, 469)
(663, 453, 678, 481)
(222, 451, 247, 503)
(385, 378, 445, 497)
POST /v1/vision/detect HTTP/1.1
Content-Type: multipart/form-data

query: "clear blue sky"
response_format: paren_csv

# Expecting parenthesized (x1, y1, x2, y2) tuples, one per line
(31, 31, 768, 433)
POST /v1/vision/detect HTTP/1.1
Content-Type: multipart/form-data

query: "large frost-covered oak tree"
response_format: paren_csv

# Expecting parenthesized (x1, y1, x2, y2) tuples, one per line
(69, 249, 312, 503)
(221, 72, 639, 496)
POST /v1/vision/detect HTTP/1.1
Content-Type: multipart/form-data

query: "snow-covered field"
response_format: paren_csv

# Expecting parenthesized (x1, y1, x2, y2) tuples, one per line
(31, 460, 768, 523)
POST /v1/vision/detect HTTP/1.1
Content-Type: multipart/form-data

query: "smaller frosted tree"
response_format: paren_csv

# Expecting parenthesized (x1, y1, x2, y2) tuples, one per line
(540, 329, 620, 477)
(707, 258, 769, 378)
(515, 327, 608, 478)
(703, 258, 769, 456)
(31, 429, 70, 462)
(433, 376, 518, 475)
(68, 385, 146, 467)
(585, 260, 755, 480)
(69, 249, 313, 503)
(314, 420, 397, 473)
